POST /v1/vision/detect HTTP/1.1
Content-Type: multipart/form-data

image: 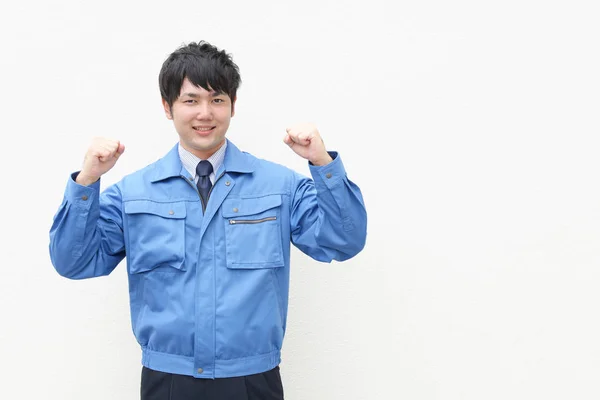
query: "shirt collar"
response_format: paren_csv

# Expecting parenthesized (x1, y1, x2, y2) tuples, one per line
(150, 139, 255, 183)
(178, 141, 227, 179)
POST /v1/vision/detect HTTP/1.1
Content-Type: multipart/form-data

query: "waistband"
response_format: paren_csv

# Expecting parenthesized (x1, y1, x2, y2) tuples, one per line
(141, 347, 281, 379)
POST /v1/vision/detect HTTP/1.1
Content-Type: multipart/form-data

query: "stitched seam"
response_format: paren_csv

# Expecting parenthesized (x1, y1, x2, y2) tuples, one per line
(122, 198, 196, 203)
(144, 347, 195, 359)
(229, 262, 283, 266)
(216, 348, 279, 362)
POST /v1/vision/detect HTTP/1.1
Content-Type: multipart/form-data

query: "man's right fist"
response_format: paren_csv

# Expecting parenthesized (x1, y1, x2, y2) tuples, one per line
(76, 137, 125, 186)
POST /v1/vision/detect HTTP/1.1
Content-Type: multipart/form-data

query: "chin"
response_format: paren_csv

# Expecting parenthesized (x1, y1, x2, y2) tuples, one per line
(192, 138, 224, 153)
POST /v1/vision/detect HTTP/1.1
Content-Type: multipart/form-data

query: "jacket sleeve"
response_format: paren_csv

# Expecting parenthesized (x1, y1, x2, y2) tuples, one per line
(290, 152, 367, 262)
(49, 173, 126, 279)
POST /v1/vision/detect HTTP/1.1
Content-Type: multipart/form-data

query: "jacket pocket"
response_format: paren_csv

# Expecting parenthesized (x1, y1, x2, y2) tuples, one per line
(222, 195, 284, 269)
(124, 200, 187, 274)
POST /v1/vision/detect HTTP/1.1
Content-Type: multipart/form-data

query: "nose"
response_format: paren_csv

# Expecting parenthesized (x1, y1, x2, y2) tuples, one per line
(195, 102, 213, 120)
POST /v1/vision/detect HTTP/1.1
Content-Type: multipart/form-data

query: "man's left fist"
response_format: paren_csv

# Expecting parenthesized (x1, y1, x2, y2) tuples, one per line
(283, 123, 333, 166)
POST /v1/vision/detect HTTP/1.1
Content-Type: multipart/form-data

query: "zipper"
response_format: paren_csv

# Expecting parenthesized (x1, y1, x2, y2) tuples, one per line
(181, 171, 225, 213)
(229, 216, 277, 225)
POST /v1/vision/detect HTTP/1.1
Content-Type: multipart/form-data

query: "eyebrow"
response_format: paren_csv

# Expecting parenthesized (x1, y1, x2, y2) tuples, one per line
(181, 91, 225, 98)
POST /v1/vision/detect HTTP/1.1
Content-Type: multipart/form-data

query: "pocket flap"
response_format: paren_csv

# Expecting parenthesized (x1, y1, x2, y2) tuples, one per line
(124, 200, 187, 219)
(131, 263, 186, 274)
(222, 195, 282, 217)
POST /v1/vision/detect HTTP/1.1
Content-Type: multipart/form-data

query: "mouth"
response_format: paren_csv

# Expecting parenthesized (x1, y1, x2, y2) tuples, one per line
(193, 126, 216, 135)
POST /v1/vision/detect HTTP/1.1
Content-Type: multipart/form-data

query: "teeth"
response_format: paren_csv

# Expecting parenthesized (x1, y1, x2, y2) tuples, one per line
(195, 127, 213, 131)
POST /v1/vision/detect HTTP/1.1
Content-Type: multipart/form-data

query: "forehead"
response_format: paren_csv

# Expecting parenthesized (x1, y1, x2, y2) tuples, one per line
(179, 77, 221, 97)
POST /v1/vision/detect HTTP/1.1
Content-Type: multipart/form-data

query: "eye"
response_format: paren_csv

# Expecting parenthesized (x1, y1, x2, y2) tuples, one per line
(183, 99, 196, 104)
(213, 98, 225, 104)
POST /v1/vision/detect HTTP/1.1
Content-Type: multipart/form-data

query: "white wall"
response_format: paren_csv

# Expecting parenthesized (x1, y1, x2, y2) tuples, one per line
(1, 0, 599, 399)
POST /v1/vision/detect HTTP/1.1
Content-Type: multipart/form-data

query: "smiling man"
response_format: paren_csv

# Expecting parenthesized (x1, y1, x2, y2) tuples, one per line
(49, 41, 367, 400)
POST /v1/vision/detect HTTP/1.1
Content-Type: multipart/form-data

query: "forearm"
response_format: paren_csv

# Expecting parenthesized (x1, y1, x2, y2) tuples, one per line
(291, 153, 367, 262)
(49, 173, 125, 279)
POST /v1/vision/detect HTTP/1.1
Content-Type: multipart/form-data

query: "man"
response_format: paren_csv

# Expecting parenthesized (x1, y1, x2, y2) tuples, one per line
(49, 41, 367, 400)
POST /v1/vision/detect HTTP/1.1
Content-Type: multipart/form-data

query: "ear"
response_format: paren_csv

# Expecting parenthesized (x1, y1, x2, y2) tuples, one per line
(162, 98, 173, 120)
(231, 97, 236, 117)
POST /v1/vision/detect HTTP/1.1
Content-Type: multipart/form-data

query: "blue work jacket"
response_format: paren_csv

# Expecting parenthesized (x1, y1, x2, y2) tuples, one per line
(49, 140, 367, 378)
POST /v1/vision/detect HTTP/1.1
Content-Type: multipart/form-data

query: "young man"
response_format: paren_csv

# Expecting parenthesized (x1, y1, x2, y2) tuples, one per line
(49, 41, 367, 400)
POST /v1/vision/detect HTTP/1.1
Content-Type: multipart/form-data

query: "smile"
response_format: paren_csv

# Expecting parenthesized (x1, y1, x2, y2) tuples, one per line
(193, 126, 215, 134)
(193, 126, 215, 131)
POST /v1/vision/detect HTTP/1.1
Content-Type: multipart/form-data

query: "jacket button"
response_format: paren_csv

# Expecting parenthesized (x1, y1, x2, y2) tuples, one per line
(325, 173, 332, 179)
(197, 368, 203, 374)
(81, 195, 88, 201)
(169, 210, 174, 215)
(225, 181, 231, 186)
(233, 208, 238, 213)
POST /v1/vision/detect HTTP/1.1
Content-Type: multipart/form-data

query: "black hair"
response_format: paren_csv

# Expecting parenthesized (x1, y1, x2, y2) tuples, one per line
(159, 41, 241, 108)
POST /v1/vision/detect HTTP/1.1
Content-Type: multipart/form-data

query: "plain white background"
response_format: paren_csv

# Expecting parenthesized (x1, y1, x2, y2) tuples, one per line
(1, 0, 600, 399)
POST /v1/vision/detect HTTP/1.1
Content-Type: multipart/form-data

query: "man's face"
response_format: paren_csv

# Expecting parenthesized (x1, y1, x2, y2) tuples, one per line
(163, 77, 235, 159)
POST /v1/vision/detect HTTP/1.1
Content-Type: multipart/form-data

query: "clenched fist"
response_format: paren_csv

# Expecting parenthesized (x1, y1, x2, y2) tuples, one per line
(283, 123, 333, 166)
(76, 137, 125, 186)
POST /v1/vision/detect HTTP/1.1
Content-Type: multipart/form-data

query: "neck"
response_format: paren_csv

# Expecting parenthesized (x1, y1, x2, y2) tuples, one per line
(183, 139, 226, 160)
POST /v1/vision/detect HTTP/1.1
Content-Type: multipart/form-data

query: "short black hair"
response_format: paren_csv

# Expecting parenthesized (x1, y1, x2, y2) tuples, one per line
(159, 41, 241, 108)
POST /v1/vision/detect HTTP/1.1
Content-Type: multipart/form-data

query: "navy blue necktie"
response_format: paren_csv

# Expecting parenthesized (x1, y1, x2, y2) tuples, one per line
(196, 160, 213, 211)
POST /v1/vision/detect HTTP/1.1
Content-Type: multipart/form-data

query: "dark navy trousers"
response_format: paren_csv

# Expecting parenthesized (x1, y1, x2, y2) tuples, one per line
(141, 366, 284, 400)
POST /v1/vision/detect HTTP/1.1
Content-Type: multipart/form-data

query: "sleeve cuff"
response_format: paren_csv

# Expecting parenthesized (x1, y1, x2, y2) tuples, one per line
(65, 171, 101, 209)
(308, 151, 345, 189)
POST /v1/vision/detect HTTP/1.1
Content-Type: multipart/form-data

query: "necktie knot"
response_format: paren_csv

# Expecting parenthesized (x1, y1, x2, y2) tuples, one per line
(196, 160, 213, 177)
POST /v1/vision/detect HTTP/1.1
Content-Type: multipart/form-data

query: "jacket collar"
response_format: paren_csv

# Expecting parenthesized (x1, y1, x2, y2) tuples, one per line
(150, 139, 254, 183)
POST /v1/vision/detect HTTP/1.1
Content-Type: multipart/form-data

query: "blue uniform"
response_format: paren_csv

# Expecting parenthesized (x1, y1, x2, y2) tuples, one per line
(50, 140, 367, 378)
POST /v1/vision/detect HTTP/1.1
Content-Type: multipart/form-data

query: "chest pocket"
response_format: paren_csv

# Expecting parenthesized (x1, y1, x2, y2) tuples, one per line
(222, 195, 284, 269)
(123, 200, 187, 274)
